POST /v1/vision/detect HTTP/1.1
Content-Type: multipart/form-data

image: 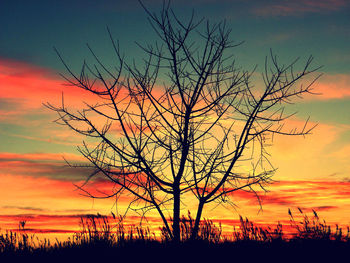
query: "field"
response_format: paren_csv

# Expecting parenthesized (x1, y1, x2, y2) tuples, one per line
(1, 209, 349, 261)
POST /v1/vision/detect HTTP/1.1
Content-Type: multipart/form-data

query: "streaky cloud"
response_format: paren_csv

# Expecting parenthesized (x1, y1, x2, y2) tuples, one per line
(252, 0, 348, 17)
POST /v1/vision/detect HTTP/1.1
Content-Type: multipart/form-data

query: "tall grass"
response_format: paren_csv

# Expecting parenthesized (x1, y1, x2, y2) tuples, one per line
(289, 208, 350, 242)
(160, 211, 222, 243)
(0, 208, 349, 257)
(232, 216, 283, 243)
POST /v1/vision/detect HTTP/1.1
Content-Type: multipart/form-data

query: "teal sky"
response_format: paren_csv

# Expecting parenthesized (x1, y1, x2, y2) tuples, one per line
(1, 0, 349, 73)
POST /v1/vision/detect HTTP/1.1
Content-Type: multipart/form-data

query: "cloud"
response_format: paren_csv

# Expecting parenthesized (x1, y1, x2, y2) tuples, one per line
(310, 74, 350, 100)
(0, 59, 61, 109)
(15, 229, 77, 234)
(0, 58, 100, 112)
(252, 0, 348, 17)
(0, 132, 79, 146)
(0, 206, 92, 214)
(256, 32, 296, 46)
(0, 214, 87, 233)
(0, 152, 127, 202)
(0, 177, 349, 235)
(0, 152, 83, 162)
(0, 152, 160, 202)
(229, 180, 350, 215)
(0, 57, 156, 142)
(0, 213, 165, 234)
(1, 206, 45, 212)
(0, 152, 92, 182)
(232, 188, 296, 206)
(311, 205, 338, 211)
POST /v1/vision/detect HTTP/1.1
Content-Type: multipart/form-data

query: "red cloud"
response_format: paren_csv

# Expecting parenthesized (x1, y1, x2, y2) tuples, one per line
(0, 58, 100, 111)
(0, 152, 93, 182)
(229, 180, 350, 211)
(0, 152, 83, 162)
(0, 213, 165, 235)
(0, 58, 168, 140)
(0, 178, 348, 238)
(232, 189, 296, 206)
(253, 0, 348, 17)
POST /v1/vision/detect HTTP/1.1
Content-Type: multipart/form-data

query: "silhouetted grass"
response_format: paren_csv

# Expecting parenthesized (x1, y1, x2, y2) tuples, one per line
(160, 211, 222, 243)
(1, 209, 349, 260)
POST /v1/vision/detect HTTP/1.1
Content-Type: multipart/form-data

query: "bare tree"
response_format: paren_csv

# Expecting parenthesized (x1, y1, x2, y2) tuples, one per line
(46, 1, 320, 242)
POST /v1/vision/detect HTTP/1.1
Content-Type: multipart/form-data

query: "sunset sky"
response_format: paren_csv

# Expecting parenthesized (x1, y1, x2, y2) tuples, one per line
(1, 0, 350, 238)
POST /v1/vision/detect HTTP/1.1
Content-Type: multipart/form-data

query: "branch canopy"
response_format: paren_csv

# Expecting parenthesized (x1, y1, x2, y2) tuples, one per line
(46, 1, 320, 241)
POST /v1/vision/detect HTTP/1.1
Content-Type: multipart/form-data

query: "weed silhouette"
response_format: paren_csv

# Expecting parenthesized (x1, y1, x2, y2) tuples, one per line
(0, 209, 349, 261)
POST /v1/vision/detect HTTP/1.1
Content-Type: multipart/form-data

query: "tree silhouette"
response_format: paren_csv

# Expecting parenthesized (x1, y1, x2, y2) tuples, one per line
(46, 1, 320, 242)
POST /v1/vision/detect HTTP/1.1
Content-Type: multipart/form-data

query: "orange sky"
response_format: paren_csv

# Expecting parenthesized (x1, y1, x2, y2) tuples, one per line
(1, 55, 350, 240)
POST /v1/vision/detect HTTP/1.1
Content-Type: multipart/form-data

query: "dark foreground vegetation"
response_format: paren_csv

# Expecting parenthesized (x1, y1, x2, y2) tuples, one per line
(1, 209, 349, 261)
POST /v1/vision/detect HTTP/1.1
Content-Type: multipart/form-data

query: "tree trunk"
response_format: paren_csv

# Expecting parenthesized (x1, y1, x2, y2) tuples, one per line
(173, 187, 181, 243)
(191, 201, 204, 240)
